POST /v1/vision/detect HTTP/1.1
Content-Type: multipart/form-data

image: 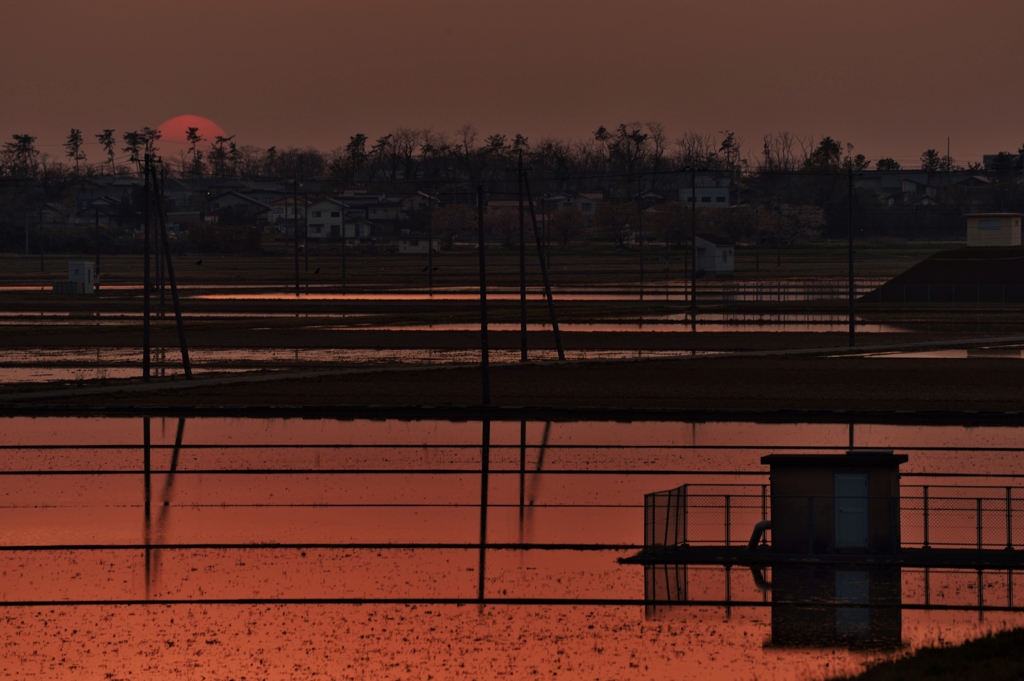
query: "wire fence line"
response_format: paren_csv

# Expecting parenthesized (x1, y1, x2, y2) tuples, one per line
(644, 483, 1024, 551)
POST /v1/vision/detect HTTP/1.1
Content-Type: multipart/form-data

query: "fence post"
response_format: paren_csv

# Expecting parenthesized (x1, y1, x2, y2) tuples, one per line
(1007, 487, 1013, 551)
(977, 498, 984, 551)
(682, 485, 688, 546)
(807, 496, 814, 554)
(645, 495, 652, 547)
(725, 495, 732, 547)
(923, 486, 930, 548)
(663, 491, 672, 546)
(673, 487, 682, 546)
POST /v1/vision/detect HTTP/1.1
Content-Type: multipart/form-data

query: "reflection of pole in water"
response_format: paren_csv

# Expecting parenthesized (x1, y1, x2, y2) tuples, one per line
(521, 422, 551, 544)
(526, 422, 552, 506)
(143, 417, 152, 599)
(518, 420, 526, 521)
(478, 419, 490, 605)
(151, 418, 186, 590)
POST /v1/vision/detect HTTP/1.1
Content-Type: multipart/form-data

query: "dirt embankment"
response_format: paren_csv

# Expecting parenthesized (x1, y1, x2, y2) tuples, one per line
(12, 356, 1022, 416)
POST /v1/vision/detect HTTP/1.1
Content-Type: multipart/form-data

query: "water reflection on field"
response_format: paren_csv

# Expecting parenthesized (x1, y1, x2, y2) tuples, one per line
(1, 417, 1022, 679)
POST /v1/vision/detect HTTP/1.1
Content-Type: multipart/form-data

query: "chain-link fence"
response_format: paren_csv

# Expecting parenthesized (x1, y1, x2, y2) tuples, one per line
(645, 483, 1024, 551)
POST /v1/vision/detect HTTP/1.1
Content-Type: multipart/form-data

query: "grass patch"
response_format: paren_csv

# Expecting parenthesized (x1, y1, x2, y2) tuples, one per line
(832, 628, 1024, 681)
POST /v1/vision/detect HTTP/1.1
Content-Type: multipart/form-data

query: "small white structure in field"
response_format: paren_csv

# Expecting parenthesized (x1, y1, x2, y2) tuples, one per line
(53, 261, 94, 294)
(695, 234, 735, 276)
(399, 238, 440, 254)
(966, 213, 1022, 247)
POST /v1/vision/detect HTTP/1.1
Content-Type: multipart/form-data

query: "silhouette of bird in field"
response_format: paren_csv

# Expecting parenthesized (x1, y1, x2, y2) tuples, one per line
(195, 259, 203, 265)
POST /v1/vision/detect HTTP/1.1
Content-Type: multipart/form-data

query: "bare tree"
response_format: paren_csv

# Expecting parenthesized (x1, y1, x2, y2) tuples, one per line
(431, 204, 476, 249)
(549, 208, 587, 247)
(487, 206, 519, 249)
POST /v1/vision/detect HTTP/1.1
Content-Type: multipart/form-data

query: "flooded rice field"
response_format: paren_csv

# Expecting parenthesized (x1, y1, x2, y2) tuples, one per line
(1, 417, 1022, 679)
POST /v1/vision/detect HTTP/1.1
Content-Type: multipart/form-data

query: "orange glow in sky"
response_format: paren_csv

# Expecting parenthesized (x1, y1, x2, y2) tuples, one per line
(2, 0, 1024, 165)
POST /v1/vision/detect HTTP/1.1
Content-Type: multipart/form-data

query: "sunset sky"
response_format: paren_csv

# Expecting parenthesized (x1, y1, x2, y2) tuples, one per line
(3, 0, 1023, 166)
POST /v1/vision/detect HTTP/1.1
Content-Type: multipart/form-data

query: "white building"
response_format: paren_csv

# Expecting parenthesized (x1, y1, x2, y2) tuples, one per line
(966, 213, 1022, 247)
(306, 198, 347, 239)
(695, 234, 735, 276)
(53, 261, 94, 294)
(680, 173, 731, 208)
(398, 238, 441, 254)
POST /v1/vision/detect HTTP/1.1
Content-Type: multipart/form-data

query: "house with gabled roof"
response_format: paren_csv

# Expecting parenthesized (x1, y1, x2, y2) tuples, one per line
(208, 191, 272, 225)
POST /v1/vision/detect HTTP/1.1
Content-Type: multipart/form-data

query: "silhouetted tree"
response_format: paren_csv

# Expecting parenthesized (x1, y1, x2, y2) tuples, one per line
(122, 130, 144, 175)
(64, 128, 86, 175)
(920, 149, 942, 172)
(96, 129, 116, 174)
(876, 158, 901, 171)
(1, 134, 39, 178)
(186, 127, 205, 176)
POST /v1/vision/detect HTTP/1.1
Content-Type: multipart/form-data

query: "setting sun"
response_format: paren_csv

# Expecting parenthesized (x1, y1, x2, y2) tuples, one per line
(157, 114, 226, 150)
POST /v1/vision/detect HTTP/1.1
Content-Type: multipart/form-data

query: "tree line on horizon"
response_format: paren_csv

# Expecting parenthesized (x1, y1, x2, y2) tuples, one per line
(4, 122, 1024, 256)
(3, 123, 1019, 193)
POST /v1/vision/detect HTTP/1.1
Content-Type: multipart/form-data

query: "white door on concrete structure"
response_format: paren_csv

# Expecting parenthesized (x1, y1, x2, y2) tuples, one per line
(835, 473, 869, 549)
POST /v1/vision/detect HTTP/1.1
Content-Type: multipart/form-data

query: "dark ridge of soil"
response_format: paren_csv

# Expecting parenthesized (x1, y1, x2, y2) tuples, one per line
(16, 356, 1024, 415)
(864, 247, 1024, 303)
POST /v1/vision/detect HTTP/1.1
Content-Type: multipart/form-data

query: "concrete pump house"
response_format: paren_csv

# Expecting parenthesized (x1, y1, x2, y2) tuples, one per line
(966, 213, 1022, 247)
(761, 449, 907, 555)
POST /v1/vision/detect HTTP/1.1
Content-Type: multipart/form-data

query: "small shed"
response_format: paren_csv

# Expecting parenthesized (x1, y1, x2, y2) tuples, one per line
(53, 261, 95, 295)
(761, 449, 906, 555)
(398, 238, 440, 254)
(695, 234, 734, 276)
(966, 213, 1022, 247)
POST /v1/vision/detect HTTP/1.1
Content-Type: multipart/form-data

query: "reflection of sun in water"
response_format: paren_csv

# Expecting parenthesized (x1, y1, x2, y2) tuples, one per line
(156, 114, 226, 151)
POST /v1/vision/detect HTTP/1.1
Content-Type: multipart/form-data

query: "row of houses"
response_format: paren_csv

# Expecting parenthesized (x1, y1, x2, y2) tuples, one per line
(26, 168, 1014, 247)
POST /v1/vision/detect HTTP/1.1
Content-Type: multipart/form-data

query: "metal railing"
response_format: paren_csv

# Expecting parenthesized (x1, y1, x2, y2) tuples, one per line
(644, 483, 1024, 551)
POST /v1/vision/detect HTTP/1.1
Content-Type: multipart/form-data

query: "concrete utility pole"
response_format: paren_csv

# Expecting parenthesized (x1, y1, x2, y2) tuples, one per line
(690, 170, 697, 310)
(637, 184, 644, 301)
(149, 160, 193, 379)
(848, 167, 856, 348)
(518, 152, 527, 362)
(304, 190, 309, 273)
(427, 193, 434, 292)
(94, 207, 101, 292)
(477, 186, 490, 406)
(293, 179, 300, 294)
(142, 155, 151, 382)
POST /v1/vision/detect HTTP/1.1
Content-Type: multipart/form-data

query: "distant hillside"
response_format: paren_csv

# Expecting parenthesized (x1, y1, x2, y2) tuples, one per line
(863, 247, 1024, 303)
